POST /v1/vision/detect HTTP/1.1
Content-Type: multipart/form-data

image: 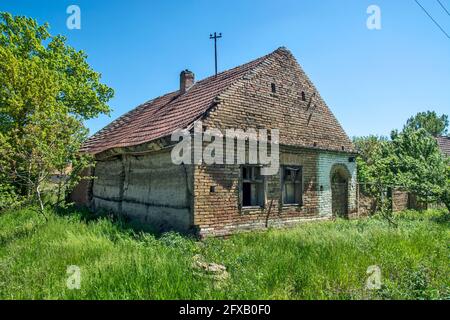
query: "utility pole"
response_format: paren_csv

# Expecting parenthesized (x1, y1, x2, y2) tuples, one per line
(209, 32, 222, 76)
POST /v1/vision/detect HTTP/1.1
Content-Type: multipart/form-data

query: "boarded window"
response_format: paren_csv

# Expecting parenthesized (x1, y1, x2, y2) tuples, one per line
(282, 166, 302, 205)
(242, 166, 265, 207)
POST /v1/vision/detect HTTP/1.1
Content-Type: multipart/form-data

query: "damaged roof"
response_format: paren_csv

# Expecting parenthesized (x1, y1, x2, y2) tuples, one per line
(82, 52, 268, 154)
(82, 47, 354, 155)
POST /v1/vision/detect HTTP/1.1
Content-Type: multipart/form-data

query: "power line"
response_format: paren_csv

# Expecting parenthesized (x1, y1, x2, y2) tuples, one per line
(437, 0, 450, 16)
(414, 0, 450, 39)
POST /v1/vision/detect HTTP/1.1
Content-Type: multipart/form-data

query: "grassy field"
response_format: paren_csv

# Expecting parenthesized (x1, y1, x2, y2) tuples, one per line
(0, 207, 448, 300)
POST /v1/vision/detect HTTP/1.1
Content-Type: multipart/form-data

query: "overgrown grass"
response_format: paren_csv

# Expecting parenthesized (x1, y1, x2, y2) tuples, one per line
(0, 207, 448, 300)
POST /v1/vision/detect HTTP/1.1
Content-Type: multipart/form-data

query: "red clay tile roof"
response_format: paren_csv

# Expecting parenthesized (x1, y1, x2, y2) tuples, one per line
(82, 47, 355, 155)
(437, 136, 450, 156)
(82, 51, 270, 154)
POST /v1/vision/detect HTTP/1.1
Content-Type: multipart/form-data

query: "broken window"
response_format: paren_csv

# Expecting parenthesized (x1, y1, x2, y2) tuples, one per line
(282, 166, 302, 205)
(241, 166, 265, 208)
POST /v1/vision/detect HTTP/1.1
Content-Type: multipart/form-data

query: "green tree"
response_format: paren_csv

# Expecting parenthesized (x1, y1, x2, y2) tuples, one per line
(390, 128, 450, 212)
(354, 131, 450, 214)
(404, 111, 448, 137)
(353, 135, 388, 182)
(353, 135, 393, 212)
(0, 12, 113, 212)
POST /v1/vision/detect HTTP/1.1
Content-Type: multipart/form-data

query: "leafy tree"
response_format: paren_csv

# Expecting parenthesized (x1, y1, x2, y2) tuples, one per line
(353, 135, 388, 182)
(404, 111, 448, 137)
(0, 133, 18, 208)
(0, 12, 113, 212)
(353, 135, 393, 212)
(390, 128, 450, 212)
(354, 131, 450, 215)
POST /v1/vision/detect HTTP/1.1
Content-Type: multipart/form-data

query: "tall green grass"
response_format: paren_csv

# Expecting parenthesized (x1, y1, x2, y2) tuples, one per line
(0, 207, 448, 300)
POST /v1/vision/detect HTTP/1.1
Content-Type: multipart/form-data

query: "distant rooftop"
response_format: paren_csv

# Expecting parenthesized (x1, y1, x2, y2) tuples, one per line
(437, 136, 450, 157)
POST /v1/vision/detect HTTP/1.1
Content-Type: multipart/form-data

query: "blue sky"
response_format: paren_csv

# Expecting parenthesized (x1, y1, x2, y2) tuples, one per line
(2, 0, 450, 137)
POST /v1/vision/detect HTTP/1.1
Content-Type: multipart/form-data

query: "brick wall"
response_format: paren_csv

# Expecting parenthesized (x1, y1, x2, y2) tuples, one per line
(357, 187, 377, 217)
(69, 167, 93, 207)
(193, 147, 326, 237)
(201, 48, 355, 154)
(356, 187, 426, 216)
(193, 48, 357, 237)
(392, 189, 409, 212)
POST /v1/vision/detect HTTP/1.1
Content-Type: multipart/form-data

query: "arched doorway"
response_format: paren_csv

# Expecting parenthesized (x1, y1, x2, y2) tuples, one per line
(330, 164, 350, 218)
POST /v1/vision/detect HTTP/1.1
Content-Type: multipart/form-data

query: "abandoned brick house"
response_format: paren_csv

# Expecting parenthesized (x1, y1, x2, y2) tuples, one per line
(71, 47, 358, 237)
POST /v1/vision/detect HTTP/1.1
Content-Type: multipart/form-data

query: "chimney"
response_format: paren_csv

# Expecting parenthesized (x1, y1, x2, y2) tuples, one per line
(180, 69, 195, 94)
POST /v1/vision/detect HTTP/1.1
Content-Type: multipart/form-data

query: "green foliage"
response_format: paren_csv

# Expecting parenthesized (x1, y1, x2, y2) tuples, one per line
(0, 207, 448, 299)
(389, 128, 449, 208)
(354, 112, 450, 213)
(404, 111, 448, 137)
(0, 12, 113, 210)
(0, 132, 19, 210)
(0, 183, 18, 210)
(353, 135, 391, 187)
(353, 135, 394, 212)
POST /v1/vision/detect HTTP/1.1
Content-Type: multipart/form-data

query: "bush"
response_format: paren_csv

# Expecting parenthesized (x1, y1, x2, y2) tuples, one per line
(0, 183, 19, 211)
